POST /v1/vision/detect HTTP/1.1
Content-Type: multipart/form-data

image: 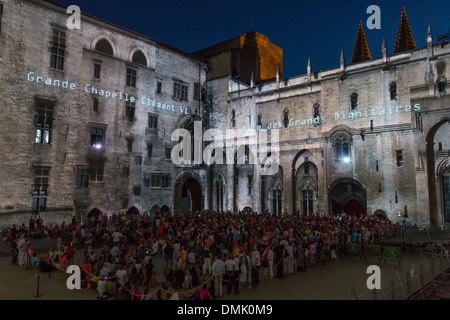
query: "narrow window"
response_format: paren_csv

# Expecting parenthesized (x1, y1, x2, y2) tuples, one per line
(194, 82, 200, 101)
(90, 163, 104, 182)
(144, 178, 150, 188)
(390, 82, 397, 100)
(173, 81, 188, 100)
(126, 138, 133, 153)
(437, 76, 447, 94)
(0, 3, 4, 34)
(376, 160, 379, 172)
(35, 100, 54, 144)
(283, 109, 289, 128)
(125, 100, 135, 122)
(133, 185, 141, 196)
(350, 93, 358, 110)
(379, 183, 382, 193)
(370, 120, 374, 131)
(33, 167, 50, 212)
(165, 147, 172, 160)
(147, 144, 153, 158)
(257, 114, 262, 128)
(313, 103, 320, 118)
(231, 110, 236, 128)
(93, 98, 99, 112)
(395, 191, 398, 203)
(156, 81, 162, 94)
(123, 166, 130, 178)
(94, 63, 101, 79)
(50, 28, 66, 70)
(126, 68, 137, 87)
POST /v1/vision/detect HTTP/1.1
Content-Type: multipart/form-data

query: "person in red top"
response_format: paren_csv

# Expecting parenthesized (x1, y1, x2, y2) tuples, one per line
(157, 223, 164, 237)
(199, 283, 212, 300)
(65, 243, 76, 266)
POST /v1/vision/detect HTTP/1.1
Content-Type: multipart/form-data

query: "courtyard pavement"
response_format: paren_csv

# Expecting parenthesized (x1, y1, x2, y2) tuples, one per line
(0, 237, 431, 300)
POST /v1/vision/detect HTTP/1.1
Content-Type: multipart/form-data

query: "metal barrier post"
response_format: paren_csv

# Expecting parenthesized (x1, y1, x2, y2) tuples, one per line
(35, 274, 40, 298)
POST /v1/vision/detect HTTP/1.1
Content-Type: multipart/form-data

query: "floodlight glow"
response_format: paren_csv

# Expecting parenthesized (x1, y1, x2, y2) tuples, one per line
(343, 157, 350, 163)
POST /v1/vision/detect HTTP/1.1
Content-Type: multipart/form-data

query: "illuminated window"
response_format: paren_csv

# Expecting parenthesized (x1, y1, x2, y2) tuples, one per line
(35, 99, 54, 144)
(336, 142, 350, 162)
(50, 28, 65, 70)
(90, 126, 105, 149)
(437, 76, 447, 94)
(126, 68, 137, 87)
(32, 167, 50, 212)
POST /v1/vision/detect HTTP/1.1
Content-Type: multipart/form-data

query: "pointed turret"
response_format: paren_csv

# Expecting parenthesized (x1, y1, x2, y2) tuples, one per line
(352, 20, 372, 63)
(382, 36, 388, 63)
(340, 47, 345, 71)
(427, 24, 434, 57)
(393, 7, 416, 53)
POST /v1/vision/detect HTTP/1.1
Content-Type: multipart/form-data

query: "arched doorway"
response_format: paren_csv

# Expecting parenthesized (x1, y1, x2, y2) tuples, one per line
(373, 209, 389, 220)
(292, 149, 318, 215)
(126, 206, 140, 216)
(161, 205, 171, 215)
(329, 178, 366, 217)
(174, 173, 204, 213)
(87, 208, 102, 217)
(426, 118, 450, 224)
(150, 205, 160, 217)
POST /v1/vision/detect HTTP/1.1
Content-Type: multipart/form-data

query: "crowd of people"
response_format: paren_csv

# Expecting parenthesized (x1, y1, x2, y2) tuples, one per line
(2, 210, 391, 300)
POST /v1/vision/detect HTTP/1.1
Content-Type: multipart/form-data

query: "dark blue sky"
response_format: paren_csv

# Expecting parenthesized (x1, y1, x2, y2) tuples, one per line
(57, 0, 449, 78)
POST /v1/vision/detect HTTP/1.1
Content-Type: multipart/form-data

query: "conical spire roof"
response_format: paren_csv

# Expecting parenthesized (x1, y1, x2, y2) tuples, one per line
(352, 20, 372, 63)
(394, 6, 416, 53)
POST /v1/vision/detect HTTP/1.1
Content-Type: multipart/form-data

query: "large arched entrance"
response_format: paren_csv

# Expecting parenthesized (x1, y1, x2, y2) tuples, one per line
(329, 178, 366, 217)
(174, 173, 204, 213)
(126, 206, 140, 216)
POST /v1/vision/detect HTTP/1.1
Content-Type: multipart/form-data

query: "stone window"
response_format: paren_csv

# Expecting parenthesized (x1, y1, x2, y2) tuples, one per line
(89, 163, 103, 182)
(283, 109, 289, 128)
(147, 144, 153, 158)
(126, 68, 137, 87)
(135, 156, 142, 166)
(122, 166, 130, 178)
(125, 100, 135, 122)
(156, 81, 162, 94)
(126, 138, 133, 153)
(148, 114, 158, 129)
(35, 99, 54, 144)
(75, 166, 89, 188)
(151, 173, 160, 188)
(350, 93, 358, 110)
(437, 76, 447, 94)
(257, 113, 262, 128)
(390, 82, 398, 100)
(133, 185, 141, 196)
(313, 103, 320, 118)
(93, 97, 99, 112)
(32, 167, 50, 212)
(165, 147, 172, 160)
(231, 110, 236, 128)
(50, 28, 65, 70)
(396, 150, 404, 167)
(143, 177, 150, 188)
(90, 126, 105, 149)
(173, 81, 188, 101)
(0, 3, 3, 34)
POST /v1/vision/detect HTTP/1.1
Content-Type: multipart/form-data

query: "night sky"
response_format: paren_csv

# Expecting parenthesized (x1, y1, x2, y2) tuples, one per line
(56, 0, 449, 78)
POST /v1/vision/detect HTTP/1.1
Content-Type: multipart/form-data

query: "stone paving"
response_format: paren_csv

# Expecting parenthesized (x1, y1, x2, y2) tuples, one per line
(0, 237, 431, 300)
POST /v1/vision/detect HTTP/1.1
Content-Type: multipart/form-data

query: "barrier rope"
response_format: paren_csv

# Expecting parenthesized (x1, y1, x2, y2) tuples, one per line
(0, 274, 40, 297)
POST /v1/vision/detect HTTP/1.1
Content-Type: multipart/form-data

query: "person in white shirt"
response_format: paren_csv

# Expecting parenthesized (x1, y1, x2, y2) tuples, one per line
(116, 265, 128, 285)
(224, 254, 237, 294)
(111, 229, 122, 245)
(212, 254, 225, 297)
